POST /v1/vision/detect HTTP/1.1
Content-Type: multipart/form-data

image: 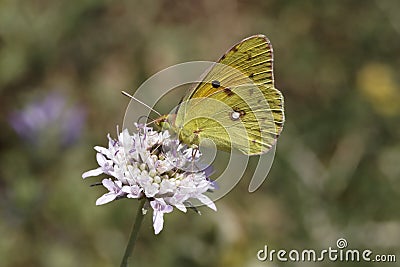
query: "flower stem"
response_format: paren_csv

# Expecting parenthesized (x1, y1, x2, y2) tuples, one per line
(120, 198, 146, 267)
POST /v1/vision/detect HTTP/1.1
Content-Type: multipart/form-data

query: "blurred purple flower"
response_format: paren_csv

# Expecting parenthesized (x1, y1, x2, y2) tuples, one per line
(61, 105, 86, 145)
(9, 91, 86, 146)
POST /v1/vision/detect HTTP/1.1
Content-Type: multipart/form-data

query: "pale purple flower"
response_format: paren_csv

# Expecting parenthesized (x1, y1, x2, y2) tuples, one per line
(82, 153, 114, 178)
(60, 105, 86, 145)
(96, 179, 125, 205)
(9, 91, 86, 146)
(150, 198, 173, 234)
(122, 184, 142, 198)
(82, 124, 216, 234)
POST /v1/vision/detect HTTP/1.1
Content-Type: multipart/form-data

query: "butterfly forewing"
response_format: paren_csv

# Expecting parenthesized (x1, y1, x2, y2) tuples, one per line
(188, 35, 274, 99)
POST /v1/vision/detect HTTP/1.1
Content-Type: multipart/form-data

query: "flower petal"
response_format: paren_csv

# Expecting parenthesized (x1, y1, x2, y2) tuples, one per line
(174, 203, 187, 212)
(102, 178, 117, 191)
(143, 183, 159, 198)
(150, 199, 173, 234)
(153, 209, 164, 234)
(122, 185, 141, 198)
(159, 179, 175, 195)
(96, 153, 108, 165)
(196, 194, 217, 211)
(82, 168, 103, 178)
(96, 192, 117, 205)
(94, 146, 109, 155)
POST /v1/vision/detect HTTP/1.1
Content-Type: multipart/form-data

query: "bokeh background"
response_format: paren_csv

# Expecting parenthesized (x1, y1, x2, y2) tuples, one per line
(1, 0, 400, 266)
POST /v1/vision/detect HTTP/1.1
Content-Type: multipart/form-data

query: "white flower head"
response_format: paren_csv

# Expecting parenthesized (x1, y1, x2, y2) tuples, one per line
(82, 124, 216, 234)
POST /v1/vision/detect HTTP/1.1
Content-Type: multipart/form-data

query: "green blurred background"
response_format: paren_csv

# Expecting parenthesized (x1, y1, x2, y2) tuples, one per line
(1, 0, 400, 266)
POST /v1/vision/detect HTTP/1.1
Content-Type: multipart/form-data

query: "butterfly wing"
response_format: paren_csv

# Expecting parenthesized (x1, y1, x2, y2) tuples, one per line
(183, 35, 275, 100)
(175, 35, 284, 155)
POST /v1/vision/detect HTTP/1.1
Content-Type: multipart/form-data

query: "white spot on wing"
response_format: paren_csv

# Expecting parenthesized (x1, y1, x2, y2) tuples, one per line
(230, 111, 240, 121)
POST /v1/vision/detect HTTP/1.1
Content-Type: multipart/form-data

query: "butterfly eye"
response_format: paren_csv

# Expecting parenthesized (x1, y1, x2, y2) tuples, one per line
(211, 80, 220, 88)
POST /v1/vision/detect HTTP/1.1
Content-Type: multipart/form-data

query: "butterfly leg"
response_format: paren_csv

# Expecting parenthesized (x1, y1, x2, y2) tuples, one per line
(190, 146, 206, 173)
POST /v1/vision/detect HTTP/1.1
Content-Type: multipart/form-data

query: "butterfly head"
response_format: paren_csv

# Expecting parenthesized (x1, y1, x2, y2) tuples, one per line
(154, 114, 201, 148)
(154, 114, 177, 131)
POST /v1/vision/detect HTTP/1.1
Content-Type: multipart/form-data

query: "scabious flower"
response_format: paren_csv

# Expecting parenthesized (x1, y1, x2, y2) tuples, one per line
(82, 124, 216, 234)
(9, 91, 86, 146)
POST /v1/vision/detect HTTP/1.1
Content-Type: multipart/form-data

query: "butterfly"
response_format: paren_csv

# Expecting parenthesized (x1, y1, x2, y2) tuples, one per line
(155, 34, 285, 155)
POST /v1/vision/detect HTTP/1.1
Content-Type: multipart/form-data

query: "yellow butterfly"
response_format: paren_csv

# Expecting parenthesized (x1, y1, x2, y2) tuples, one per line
(156, 34, 285, 155)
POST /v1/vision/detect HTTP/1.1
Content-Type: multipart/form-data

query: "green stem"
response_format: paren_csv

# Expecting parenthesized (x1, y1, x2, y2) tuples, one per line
(120, 198, 146, 267)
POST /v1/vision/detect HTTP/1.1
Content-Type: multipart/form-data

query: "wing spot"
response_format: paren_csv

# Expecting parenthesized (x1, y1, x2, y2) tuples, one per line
(249, 73, 254, 78)
(211, 80, 220, 88)
(230, 111, 241, 121)
(233, 107, 246, 117)
(224, 87, 234, 96)
(193, 128, 202, 134)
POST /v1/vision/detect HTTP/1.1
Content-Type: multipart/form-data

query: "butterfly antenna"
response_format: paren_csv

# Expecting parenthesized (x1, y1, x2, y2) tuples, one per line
(137, 114, 158, 127)
(121, 91, 162, 117)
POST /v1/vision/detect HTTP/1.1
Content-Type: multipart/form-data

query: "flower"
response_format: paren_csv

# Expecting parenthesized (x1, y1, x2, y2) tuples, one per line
(82, 124, 216, 234)
(95, 179, 125, 205)
(150, 199, 173, 234)
(9, 91, 86, 146)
